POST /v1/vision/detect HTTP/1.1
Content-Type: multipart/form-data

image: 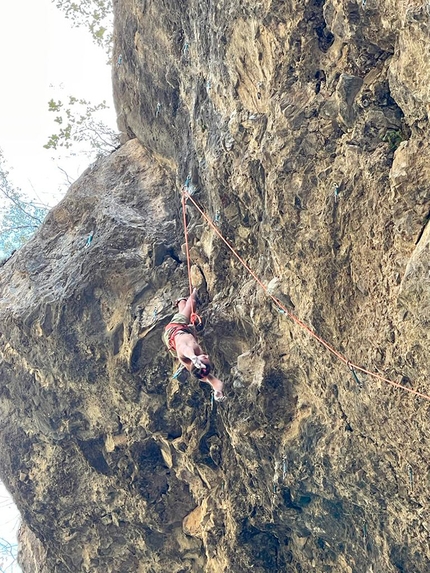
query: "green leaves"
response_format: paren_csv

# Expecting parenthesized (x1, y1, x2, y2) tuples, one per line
(53, 0, 113, 54)
(44, 96, 118, 155)
(381, 129, 406, 152)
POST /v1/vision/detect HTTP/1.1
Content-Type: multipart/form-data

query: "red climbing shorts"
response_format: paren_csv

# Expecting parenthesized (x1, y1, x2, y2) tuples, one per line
(163, 314, 194, 357)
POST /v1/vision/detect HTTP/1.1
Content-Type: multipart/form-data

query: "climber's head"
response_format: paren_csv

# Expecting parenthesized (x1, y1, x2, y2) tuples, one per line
(191, 356, 211, 379)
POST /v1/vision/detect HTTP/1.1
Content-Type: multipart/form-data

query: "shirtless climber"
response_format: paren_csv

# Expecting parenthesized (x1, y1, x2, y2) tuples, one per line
(163, 289, 225, 401)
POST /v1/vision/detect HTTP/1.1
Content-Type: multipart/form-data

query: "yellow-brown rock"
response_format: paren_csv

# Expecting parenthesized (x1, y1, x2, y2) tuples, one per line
(1, 1, 430, 572)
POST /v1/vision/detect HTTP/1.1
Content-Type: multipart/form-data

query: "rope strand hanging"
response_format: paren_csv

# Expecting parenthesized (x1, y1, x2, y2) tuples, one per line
(182, 187, 430, 403)
(181, 192, 201, 326)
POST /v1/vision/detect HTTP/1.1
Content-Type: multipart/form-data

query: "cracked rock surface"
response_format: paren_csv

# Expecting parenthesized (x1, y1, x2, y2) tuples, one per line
(1, 1, 430, 572)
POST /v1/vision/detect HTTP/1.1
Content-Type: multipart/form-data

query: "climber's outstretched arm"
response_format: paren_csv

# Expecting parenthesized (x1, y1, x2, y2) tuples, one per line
(201, 373, 225, 401)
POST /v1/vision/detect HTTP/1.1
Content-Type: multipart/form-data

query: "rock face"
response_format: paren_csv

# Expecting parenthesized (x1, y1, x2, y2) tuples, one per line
(1, 1, 430, 572)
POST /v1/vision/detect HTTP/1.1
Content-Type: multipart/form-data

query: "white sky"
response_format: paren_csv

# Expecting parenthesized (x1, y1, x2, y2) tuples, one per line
(0, 0, 117, 569)
(0, 0, 117, 206)
(0, 482, 20, 572)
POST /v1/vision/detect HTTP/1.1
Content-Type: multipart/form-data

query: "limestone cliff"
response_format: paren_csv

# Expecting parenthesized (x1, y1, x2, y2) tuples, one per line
(1, 1, 430, 572)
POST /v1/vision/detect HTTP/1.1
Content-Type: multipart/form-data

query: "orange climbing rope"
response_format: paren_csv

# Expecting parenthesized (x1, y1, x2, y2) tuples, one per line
(182, 187, 430, 403)
(181, 192, 201, 326)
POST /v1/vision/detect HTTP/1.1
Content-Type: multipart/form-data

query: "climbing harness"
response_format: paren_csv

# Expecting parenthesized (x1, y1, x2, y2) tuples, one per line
(181, 187, 430, 404)
(165, 323, 195, 352)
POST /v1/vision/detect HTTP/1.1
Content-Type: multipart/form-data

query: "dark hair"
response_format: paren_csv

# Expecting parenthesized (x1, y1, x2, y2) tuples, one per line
(191, 359, 211, 379)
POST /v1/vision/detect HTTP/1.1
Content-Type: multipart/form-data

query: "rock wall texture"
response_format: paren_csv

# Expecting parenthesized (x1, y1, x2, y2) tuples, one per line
(1, 1, 430, 572)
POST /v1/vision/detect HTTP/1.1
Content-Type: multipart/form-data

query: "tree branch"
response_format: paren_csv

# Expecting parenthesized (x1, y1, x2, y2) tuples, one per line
(0, 187, 45, 225)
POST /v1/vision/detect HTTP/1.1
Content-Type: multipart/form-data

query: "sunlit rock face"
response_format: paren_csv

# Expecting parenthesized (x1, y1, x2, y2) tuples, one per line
(1, 1, 430, 572)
